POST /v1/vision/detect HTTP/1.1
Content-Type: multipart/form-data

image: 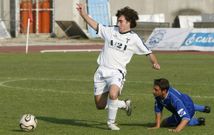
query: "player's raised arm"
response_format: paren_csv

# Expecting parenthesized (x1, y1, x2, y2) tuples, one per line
(147, 53, 160, 70)
(76, 3, 98, 31)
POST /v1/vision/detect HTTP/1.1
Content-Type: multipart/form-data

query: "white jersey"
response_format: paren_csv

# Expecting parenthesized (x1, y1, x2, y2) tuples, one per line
(97, 24, 152, 72)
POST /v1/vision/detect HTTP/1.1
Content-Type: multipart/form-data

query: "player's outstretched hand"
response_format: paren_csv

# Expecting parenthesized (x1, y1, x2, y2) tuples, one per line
(148, 126, 159, 130)
(76, 3, 86, 16)
(153, 63, 160, 70)
(168, 128, 180, 133)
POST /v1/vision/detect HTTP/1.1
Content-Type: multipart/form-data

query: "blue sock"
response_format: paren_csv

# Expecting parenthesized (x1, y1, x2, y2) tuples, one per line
(194, 104, 205, 112)
(188, 118, 199, 126)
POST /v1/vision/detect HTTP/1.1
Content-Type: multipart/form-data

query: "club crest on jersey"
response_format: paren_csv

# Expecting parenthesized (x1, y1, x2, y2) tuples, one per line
(126, 38, 130, 43)
(177, 108, 186, 117)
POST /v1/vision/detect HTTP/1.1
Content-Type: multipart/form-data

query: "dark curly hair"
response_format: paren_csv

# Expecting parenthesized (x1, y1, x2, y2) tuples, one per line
(116, 6, 139, 28)
(154, 78, 170, 91)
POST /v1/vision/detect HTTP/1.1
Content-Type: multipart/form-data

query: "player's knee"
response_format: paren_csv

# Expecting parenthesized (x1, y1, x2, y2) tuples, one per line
(109, 87, 120, 100)
(109, 93, 118, 100)
(109, 95, 118, 100)
(161, 119, 168, 127)
(96, 105, 105, 110)
(95, 103, 106, 110)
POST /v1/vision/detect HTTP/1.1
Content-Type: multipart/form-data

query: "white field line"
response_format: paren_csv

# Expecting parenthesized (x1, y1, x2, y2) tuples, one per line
(40, 49, 101, 53)
(0, 79, 88, 95)
(0, 78, 213, 99)
(0, 77, 213, 86)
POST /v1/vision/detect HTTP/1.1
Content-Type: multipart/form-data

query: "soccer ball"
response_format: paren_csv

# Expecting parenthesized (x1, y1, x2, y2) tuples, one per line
(19, 114, 37, 131)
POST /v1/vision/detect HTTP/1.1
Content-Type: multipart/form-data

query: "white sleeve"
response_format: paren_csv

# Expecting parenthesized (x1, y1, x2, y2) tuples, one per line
(134, 35, 152, 55)
(97, 24, 112, 39)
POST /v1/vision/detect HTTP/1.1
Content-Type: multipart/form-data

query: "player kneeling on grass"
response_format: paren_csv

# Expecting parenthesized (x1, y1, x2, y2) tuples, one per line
(149, 78, 211, 132)
(76, 3, 160, 130)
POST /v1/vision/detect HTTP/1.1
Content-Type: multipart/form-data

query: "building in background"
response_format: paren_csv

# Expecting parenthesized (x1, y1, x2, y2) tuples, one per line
(1, 0, 214, 38)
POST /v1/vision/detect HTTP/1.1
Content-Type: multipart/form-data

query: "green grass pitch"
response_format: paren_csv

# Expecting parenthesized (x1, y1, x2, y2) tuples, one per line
(0, 52, 213, 135)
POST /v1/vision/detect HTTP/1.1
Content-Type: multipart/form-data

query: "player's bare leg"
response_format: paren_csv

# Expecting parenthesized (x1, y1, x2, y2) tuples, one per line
(94, 84, 132, 130)
(94, 92, 109, 109)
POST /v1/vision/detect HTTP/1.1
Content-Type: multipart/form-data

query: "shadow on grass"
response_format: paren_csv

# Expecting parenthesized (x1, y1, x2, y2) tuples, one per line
(120, 122, 155, 127)
(11, 129, 25, 132)
(36, 116, 107, 130)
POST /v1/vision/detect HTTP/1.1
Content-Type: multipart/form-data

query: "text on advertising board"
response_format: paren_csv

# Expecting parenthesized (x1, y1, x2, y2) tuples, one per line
(182, 33, 214, 47)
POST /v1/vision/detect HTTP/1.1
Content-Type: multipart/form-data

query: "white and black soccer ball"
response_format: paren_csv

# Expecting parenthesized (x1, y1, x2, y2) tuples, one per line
(19, 114, 37, 131)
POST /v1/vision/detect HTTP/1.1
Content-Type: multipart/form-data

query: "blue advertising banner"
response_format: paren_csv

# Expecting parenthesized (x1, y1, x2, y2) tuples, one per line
(182, 33, 214, 47)
(146, 28, 214, 51)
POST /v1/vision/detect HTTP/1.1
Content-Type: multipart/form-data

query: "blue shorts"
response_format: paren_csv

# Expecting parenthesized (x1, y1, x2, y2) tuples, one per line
(166, 103, 195, 126)
(166, 114, 182, 126)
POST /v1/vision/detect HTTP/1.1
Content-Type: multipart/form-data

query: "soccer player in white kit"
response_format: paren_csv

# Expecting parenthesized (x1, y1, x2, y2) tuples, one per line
(76, 4, 160, 130)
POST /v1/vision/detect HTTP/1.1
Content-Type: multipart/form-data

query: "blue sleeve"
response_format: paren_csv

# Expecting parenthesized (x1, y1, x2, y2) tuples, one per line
(173, 99, 191, 120)
(154, 100, 163, 113)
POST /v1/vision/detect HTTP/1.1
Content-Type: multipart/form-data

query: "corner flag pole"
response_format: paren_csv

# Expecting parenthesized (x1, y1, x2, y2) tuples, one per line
(26, 3, 33, 54)
(26, 17, 30, 54)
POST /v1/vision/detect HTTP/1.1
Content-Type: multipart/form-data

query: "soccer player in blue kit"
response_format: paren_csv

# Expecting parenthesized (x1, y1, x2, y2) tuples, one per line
(150, 78, 211, 132)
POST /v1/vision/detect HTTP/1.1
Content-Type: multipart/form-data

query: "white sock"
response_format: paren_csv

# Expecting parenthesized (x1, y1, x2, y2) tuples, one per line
(107, 99, 118, 124)
(106, 98, 126, 109)
(117, 100, 126, 109)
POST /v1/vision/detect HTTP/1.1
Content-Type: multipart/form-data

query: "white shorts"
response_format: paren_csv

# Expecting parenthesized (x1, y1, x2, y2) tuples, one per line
(93, 66, 126, 96)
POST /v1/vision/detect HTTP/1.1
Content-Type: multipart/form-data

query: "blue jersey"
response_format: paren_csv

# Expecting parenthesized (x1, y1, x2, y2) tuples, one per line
(154, 87, 195, 121)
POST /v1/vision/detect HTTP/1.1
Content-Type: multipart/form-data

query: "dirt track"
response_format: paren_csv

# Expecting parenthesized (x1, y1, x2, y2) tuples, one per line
(0, 44, 103, 53)
(0, 44, 214, 55)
